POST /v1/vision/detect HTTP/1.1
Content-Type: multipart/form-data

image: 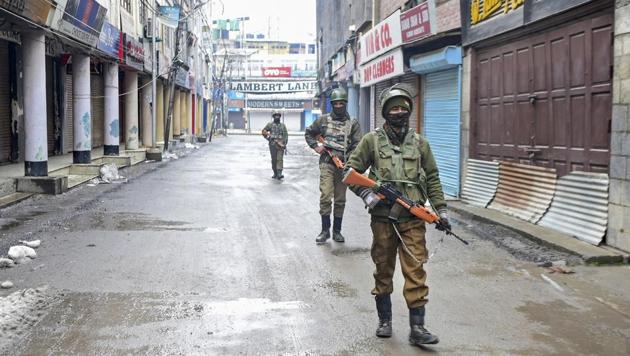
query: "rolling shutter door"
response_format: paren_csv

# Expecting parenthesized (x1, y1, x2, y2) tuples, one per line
(46, 57, 55, 154)
(63, 71, 73, 153)
(423, 69, 461, 197)
(0, 41, 10, 163)
(91, 74, 104, 147)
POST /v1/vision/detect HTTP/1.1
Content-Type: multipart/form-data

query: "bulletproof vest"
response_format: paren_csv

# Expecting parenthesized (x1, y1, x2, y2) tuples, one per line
(323, 115, 352, 154)
(268, 122, 284, 139)
(370, 128, 427, 203)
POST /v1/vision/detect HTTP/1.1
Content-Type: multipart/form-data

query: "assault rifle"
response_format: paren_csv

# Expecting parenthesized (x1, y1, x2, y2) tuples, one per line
(343, 167, 468, 245)
(316, 135, 344, 169)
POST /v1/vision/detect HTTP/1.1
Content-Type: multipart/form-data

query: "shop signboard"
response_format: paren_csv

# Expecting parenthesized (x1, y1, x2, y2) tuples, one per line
(97, 21, 120, 59)
(229, 80, 317, 94)
(359, 47, 404, 87)
(359, 9, 402, 65)
(400, 1, 435, 43)
(247, 100, 306, 109)
(262, 66, 292, 78)
(58, 0, 107, 47)
(124, 34, 144, 71)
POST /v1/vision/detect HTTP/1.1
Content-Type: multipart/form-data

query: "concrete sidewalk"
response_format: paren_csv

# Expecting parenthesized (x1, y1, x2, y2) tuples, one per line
(0, 146, 147, 209)
(449, 200, 629, 264)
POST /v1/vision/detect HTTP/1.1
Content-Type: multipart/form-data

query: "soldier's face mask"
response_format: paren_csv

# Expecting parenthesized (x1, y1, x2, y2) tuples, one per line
(332, 101, 346, 116)
(386, 107, 410, 127)
(273, 115, 281, 123)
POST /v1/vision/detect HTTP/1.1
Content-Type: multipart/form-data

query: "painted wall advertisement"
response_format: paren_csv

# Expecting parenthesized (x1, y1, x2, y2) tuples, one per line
(359, 47, 404, 87)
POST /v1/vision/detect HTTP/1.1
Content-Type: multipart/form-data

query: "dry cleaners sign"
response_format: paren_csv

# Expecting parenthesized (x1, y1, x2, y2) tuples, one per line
(229, 81, 317, 94)
(359, 47, 404, 87)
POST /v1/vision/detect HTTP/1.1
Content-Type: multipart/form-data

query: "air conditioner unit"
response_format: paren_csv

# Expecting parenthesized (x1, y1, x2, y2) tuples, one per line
(144, 18, 153, 38)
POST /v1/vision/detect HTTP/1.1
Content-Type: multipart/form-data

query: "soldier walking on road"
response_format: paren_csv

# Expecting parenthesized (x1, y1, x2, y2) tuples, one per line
(345, 85, 451, 346)
(305, 88, 362, 244)
(262, 110, 289, 180)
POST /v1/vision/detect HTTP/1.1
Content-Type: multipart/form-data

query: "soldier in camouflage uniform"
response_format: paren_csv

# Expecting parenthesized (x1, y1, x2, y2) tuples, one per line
(262, 110, 289, 180)
(345, 85, 451, 346)
(305, 88, 362, 243)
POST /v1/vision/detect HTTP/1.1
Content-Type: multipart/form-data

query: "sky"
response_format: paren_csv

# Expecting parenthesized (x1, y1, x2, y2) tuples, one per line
(211, 0, 316, 43)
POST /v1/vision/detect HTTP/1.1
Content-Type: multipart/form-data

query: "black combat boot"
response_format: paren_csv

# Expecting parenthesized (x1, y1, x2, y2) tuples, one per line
(409, 307, 439, 345)
(276, 169, 284, 180)
(332, 216, 345, 242)
(375, 295, 392, 338)
(271, 167, 277, 179)
(316, 215, 331, 244)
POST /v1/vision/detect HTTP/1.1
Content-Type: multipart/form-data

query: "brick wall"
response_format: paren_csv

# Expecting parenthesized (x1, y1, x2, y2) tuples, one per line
(379, 0, 406, 21)
(608, 0, 630, 252)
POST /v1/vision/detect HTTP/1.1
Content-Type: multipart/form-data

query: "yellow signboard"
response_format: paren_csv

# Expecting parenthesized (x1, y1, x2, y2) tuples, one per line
(470, 0, 524, 25)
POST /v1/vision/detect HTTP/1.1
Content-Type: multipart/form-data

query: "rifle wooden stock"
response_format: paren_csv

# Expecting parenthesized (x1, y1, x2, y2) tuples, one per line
(316, 135, 345, 169)
(343, 168, 440, 224)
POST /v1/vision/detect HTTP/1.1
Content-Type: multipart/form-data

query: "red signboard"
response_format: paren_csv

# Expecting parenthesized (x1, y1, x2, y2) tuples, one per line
(400, 2, 432, 43)
(262, 66, 292, 77)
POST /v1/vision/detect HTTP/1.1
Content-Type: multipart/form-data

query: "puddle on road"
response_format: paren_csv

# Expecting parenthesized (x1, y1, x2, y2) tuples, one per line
(330, 247, 371, 256)
(517, 299, 630, 355)
(77, 213, 202, 232)
(0, 211, 48, 231)
(316, 280, 357, 298)
(12, 292, 312, 355)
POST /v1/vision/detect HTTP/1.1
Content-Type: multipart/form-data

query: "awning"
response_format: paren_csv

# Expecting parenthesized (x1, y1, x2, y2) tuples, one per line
(409, 46, 461, 74)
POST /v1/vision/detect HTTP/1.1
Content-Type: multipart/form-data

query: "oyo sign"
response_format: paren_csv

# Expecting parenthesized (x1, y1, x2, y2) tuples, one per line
(359, 9, 402, 65)
(262, 66, 292, 77)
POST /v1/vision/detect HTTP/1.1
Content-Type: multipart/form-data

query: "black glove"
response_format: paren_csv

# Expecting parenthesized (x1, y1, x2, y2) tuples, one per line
(435, 209, 451, 232)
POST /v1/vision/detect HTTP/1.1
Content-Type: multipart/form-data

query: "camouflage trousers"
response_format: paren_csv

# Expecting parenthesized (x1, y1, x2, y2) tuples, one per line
(269, 143, 284, 170)
(319, 162, 347, 217)
(370, 219, 429, 309)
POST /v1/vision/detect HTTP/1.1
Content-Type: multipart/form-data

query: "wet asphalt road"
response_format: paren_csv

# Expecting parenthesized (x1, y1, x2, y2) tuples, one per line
(1, 135, 629, 355)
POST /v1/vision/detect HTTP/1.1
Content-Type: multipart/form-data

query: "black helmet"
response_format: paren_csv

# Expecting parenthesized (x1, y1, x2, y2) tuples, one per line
(380, 85, 413, 117)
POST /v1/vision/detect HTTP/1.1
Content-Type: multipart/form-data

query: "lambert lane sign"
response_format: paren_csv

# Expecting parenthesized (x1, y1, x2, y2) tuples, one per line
(229, 80, 317, 94)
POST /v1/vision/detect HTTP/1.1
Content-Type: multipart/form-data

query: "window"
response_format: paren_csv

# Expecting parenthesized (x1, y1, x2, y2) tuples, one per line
(121, 0, 132, 13)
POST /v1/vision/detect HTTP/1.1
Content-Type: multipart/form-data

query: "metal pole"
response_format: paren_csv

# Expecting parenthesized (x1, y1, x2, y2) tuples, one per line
(151, 0, 157, 148)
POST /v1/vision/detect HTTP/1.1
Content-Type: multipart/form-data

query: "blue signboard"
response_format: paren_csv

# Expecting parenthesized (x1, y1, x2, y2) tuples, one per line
(159, 6, 180, 29)
(228, 90, 244, 100)
(97, 21, 120, 59)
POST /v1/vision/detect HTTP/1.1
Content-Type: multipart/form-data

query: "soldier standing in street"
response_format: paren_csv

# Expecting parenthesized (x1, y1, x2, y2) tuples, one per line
(262, 110, 289, 180)
(345, 85, 450, 346)
(305, 87, 362, 244)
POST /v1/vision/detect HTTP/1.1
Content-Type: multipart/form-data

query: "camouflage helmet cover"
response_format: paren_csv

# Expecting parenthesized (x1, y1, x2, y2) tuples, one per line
(271, 110, 282, 118)
(330, 88, 348, 103)
(380, 85, 413, 117)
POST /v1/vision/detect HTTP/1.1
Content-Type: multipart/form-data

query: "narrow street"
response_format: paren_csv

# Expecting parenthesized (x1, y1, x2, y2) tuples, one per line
(1, 136, 629, 355)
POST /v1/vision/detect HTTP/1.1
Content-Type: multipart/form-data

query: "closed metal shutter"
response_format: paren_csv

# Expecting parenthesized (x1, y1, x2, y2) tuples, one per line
(91, 74, 104, 147)
(46, 57, 55, 154)
(373, 71, 419, 132)
(423, 68, 461, 197)
(63, 71, 73, 153)
(0, 41, 10, 163)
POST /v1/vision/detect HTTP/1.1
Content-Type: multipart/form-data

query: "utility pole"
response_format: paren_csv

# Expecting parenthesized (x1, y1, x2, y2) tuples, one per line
(163, 1, 185, 151)
(147, 0, 162, 160)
